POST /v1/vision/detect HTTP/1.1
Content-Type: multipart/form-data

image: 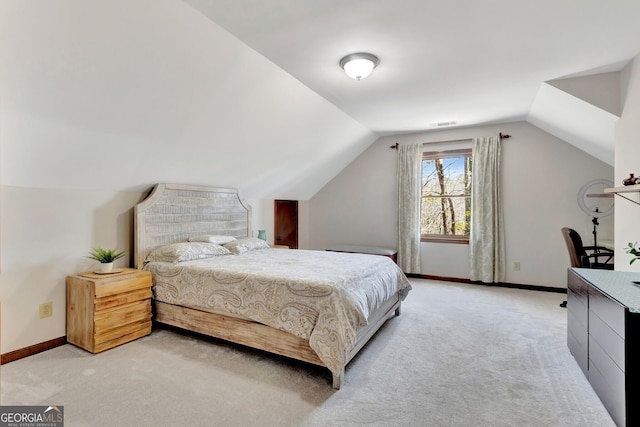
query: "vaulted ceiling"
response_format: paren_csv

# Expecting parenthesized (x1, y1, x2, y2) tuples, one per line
(2, 1, 640, 201)
(185, 0, 640, 165)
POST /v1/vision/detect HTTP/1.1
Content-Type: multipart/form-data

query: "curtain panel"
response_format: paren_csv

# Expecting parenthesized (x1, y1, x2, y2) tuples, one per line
(397, 143, 422, 274)
(470, 135, 505, 283)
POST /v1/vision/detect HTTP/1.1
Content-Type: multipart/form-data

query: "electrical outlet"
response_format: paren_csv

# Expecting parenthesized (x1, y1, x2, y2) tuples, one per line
(39, 301, 53, 319)
(513, 261, 521, 271)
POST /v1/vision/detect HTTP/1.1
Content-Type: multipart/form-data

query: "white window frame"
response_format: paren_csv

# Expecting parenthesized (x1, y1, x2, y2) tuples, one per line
(420, 148, 472, 244)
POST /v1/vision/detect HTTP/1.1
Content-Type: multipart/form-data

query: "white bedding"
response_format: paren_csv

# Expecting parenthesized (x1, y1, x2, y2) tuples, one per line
(144, 248, 411, 377)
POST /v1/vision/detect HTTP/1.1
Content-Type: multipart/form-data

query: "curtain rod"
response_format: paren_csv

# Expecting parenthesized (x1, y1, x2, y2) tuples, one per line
(389, 133, 511, 149)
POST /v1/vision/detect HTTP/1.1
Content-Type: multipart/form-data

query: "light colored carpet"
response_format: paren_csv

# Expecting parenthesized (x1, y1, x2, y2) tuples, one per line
(2, 279, 615, 427)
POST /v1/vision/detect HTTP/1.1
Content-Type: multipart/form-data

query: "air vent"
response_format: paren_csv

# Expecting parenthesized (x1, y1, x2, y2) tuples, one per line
(432, 121, 457, 127)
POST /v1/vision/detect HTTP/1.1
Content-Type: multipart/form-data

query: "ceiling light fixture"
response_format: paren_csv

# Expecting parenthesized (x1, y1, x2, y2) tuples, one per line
(339, 52, 379, 80)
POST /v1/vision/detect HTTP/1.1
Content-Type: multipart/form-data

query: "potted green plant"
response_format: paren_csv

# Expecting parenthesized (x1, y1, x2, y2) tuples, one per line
(86, 247, 126, 273)
(626, 242, 640, 264)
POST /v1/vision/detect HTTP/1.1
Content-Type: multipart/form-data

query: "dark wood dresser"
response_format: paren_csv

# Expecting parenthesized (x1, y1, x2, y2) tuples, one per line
(567, 268, 640, 427)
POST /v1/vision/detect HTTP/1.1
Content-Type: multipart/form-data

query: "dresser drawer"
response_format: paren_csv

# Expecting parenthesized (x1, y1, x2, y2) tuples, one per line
(568, 269, 590, 297)
(567, 289, 588, 330)
(590, 309, 625, 372)
(568, 327, 588, 376)
(568, 307, 588, 347)
(589, 339, 626, 427)
(590, 332, 626, 392)
(94, 300, 151, 333)
(589, 285, 625, 337)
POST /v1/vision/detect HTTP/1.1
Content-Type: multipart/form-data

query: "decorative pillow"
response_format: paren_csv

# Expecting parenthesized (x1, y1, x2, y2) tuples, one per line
(188, 235, 237, 245)
(223, 237, 269, 254)
(146, 242, 230, 263)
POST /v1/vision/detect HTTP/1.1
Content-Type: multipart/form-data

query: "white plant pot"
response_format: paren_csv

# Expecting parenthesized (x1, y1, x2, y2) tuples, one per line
(99, 262, 114, 273)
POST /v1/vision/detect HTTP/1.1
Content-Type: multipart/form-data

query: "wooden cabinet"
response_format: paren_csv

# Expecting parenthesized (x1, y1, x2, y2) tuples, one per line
(66, 268, 152, 353)
(567, 268, 640, 427)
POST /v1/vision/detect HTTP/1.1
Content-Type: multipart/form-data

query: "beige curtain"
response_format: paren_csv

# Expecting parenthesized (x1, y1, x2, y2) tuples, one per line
(397, 143, 422, 274)
(470, 135, 505, 283)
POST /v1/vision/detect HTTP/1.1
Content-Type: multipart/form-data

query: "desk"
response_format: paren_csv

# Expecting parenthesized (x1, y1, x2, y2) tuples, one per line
(598, 240, 615, 251)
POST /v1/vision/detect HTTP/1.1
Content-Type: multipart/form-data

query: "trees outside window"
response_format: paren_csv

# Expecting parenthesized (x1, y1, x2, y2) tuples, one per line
(421, 148, 472, 243)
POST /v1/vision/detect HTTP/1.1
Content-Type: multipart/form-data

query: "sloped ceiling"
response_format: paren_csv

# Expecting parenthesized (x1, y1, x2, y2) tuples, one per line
(528, 72, 621, 166)
(184, 0, 640, 163)
(3, 1, 640, 201)
(0, 0, 376, 200)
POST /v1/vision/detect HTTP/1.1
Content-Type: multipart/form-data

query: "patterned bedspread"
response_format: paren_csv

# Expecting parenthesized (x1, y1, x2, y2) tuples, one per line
(144, 248, 411, 377)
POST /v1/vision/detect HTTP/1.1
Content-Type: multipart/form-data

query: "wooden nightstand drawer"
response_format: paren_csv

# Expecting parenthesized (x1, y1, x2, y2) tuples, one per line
(67, 268, 153, 353)
(94, 273, 152, 298)
(95, 288, 153, 312)
(95, 320, 151, 346)
(94, 323, 152, 353)
(94, 300, 151, 333)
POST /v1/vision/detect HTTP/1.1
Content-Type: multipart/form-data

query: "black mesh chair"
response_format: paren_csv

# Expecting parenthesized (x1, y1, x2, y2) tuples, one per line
(561, 227, 614, 270)
(560, 227, 613, 308)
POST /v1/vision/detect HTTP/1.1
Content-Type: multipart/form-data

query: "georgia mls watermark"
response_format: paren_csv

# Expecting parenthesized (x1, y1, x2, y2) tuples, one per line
(0, 406, 64, 427)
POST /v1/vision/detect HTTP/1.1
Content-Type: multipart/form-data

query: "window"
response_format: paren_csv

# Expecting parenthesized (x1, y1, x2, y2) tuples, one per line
(421, 148, 472, 243)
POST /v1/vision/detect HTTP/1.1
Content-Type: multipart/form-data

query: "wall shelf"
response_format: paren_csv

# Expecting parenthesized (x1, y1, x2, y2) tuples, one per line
(605, 184, 640, 194)
(605, 184, 640, 206)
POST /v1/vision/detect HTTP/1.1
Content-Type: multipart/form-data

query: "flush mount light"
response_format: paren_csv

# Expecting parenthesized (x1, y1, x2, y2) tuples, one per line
(339, 52, 380, 80)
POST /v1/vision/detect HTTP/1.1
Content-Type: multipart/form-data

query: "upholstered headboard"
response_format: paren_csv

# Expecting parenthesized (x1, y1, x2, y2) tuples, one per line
(134, 183, 252, 269)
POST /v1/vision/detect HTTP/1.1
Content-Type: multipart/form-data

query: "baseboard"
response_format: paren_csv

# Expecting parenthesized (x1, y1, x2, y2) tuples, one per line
(406, 273, 567, 294)
(0, 276, 565, 364)
(1, 336, 67, 365)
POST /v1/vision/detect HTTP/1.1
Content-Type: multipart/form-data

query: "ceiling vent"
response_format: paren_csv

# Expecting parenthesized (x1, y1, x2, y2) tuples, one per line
(432, 121, 457, 127)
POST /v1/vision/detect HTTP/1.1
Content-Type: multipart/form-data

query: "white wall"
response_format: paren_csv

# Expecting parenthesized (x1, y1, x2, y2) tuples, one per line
(0, 188, 144, 352)
(0, 0, 376, 354)
(615, 54, 640, 270)
(308, 121, 614, 288)
(0, 185, 275, 354)
(0, 0, 627, 357)
(0, 0, 376, 201)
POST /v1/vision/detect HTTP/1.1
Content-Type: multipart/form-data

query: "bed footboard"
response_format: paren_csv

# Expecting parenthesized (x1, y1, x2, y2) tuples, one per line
(154, 294, 401, 389)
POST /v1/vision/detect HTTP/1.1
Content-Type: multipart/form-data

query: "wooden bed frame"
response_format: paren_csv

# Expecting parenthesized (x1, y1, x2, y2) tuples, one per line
(134, 183, 401, 389)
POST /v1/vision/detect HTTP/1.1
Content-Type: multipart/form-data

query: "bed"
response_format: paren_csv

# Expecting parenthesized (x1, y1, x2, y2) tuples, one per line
(134, 183, 411, 388)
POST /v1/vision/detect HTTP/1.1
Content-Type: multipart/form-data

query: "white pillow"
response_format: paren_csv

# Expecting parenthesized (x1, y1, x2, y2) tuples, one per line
(146, 242, 230, 263)
(223, 238, 269, 254)
(188, 235, 237, 245)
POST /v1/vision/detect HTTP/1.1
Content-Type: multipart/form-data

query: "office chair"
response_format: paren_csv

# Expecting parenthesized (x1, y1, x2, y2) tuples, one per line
(560, 227, 614, 308)
(561, 227, 614, 269)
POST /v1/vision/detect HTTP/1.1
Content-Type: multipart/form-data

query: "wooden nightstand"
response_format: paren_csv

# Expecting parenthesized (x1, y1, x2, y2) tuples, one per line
(66, 268, 153, 353)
